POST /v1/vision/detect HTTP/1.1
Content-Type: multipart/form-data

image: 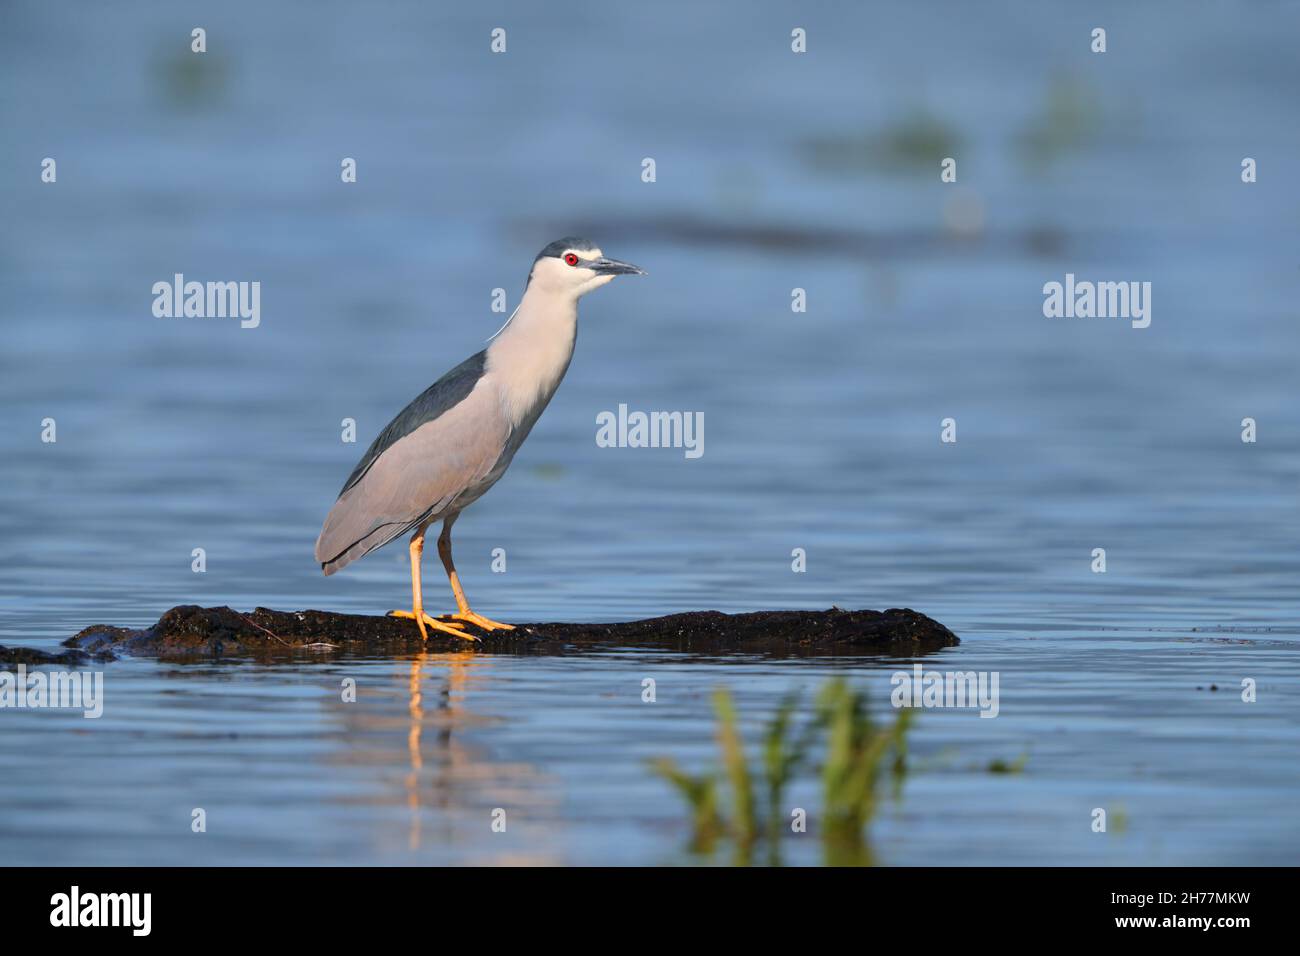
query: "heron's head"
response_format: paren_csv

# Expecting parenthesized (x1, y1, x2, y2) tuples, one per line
(527, 237, 645, 298)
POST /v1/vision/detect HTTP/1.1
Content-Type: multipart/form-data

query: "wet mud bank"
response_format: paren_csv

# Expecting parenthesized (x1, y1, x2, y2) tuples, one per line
(24, 605, 961, 662)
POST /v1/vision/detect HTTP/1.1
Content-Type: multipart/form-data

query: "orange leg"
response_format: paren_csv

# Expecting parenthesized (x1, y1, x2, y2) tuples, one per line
(437, 515, 514, 632)
(388, 524, 478, 641)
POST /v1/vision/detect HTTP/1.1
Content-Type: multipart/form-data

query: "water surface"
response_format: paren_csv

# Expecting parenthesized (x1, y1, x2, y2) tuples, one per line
(1, 1, 1298, 865)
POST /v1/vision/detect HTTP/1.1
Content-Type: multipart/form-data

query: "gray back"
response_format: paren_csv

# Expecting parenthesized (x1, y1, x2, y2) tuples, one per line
(338, 350, 487, 497)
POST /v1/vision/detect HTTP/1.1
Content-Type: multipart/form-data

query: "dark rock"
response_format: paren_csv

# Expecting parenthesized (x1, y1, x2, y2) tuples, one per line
(0, 643, 116, 666)
(61, 605, 959, 662)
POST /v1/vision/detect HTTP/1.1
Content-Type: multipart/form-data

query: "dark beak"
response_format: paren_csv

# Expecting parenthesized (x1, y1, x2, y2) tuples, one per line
(591, 256, 646, 276)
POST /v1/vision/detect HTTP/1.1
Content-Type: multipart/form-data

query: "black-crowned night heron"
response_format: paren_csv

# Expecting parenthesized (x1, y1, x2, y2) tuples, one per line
(315, 237, 645, 641)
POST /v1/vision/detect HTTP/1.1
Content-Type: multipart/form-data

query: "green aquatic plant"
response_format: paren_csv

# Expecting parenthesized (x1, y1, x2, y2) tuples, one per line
(714, 688, 757, 847)
(987, 753, 1029, 775)
(1017, 74, 1103, 171)
(762, 692, 818, 854)
(647, 757, 722, 854)
(651, 678, 913, 866)
(817, 678, 912, 863)
(651, 688, 769, 863)
(156, 47, 230, 108)
(800, 106, 963, 176)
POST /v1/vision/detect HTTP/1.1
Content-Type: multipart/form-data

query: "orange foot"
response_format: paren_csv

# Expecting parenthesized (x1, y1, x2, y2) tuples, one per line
(451, 610, 515, 632)
(388, 609, 480, 642)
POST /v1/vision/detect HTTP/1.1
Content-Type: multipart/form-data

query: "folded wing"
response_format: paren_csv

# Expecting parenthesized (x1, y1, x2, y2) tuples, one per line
(315, 354, 508, 574)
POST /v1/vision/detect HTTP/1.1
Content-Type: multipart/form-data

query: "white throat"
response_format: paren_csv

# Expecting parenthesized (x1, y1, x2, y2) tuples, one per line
(485, 284, 579, 427)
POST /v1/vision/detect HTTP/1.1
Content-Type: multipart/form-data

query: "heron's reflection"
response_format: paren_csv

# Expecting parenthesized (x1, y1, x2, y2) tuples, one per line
(404, 649, 483, 849)
(331, 647, 556, 862)
(406, 655, 424, 849)
(404, 649, 490, 850)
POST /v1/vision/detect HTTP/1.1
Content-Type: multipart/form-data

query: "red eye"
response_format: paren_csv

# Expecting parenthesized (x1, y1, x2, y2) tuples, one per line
(564, 253, 579, 266)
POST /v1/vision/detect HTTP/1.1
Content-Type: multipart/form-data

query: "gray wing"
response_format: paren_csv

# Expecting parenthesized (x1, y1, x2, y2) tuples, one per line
(315, 353, 509, 574)
(337, 350, 486, 497)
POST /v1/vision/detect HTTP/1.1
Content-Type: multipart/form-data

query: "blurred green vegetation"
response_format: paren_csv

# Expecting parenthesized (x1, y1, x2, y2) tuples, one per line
(1017, 74, 1103, 171)
(156, 45, 230, 108)
(799, 73, 1103, 178)
(651, 678, 912, 866)
(987, 753, 1029, 774)
(801, 107, 961, 174)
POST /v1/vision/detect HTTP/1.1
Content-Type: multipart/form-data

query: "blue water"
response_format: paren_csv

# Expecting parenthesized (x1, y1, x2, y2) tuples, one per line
(1, 1, 1297, 865)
